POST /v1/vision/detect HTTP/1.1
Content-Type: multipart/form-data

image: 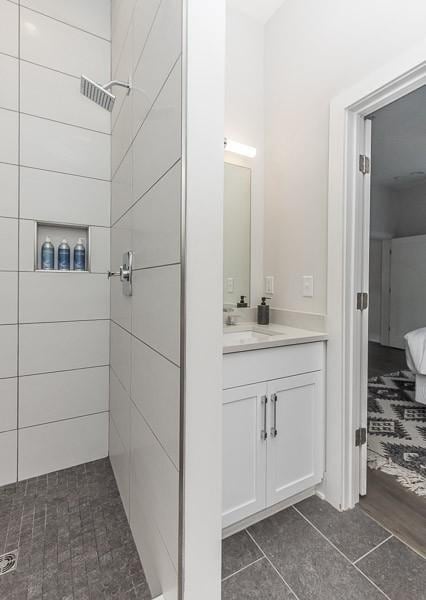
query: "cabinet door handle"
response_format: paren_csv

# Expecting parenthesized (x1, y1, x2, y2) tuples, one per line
(261, 395, 268, 441)
(271, 393, 278, 438)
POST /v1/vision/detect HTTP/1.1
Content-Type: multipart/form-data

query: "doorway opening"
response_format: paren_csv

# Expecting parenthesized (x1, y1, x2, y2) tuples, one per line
(359, 87, 426, 556)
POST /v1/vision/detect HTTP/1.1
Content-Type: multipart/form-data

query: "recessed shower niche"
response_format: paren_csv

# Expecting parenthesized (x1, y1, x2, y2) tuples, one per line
(35, 222, 90, 272)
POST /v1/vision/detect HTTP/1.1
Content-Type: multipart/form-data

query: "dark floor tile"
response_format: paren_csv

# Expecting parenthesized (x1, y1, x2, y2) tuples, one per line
(0, 458, 149, 600)
(357, 537, 426, 600)
(295, 495, 389, 561)
(248, 507, 386, 600)
(222, 558, 296, 599)
(222, 530, 263, 579)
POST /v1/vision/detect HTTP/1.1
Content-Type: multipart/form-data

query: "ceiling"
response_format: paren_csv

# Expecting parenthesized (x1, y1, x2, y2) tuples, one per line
(227, 0, 286, 24)
(371, 85, 426, 189)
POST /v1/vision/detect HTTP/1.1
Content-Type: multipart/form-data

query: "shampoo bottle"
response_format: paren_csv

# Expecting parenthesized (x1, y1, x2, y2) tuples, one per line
(58, 239, 70, 270)
(41, 237, 54, 270)
(74, 238, 86, 271)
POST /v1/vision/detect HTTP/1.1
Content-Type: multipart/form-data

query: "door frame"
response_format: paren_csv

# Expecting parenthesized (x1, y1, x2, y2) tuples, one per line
(326, 42, 426, 511)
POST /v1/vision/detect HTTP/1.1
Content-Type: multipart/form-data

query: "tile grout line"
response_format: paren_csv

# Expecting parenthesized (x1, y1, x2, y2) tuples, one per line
(353, 534, 394, 564)
(245, 528, 302, 600)
(221, 557, 264, 583)
(292, 507, 392, 600)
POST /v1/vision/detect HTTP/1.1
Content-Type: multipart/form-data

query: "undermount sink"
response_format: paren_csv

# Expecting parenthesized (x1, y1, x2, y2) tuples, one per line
(223, 328, 281, 347)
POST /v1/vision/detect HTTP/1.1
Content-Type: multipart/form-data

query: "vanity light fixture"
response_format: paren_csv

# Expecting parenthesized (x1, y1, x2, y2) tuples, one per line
(224, 138, 257, 158)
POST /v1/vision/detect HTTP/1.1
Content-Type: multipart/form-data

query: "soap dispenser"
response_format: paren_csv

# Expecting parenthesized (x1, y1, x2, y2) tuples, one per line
(237, 295, 248, 308)
(257, 297, 270, 325)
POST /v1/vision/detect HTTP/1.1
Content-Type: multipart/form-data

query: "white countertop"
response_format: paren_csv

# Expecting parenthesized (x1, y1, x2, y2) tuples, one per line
(223, 322, 328, 354)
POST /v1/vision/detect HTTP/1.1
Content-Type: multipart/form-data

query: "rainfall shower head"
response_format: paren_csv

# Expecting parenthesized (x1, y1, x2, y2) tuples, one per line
(80, 75, 131, 112)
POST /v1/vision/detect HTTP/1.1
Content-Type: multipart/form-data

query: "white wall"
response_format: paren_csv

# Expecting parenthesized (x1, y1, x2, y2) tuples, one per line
(394, 181, 426, 238)
(264, 0, 426, 315)
(0, 0, 110, 485)
(110, 0, 182, 597)
(225, 4, 264, 305)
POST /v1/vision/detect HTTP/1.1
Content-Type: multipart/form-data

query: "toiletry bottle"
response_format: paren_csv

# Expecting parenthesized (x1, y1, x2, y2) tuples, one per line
(41, 237, 54, 270)
(58, 239, 70, 270)
(257, 297, 270, 325)
(237, 295, 248, 308)
(74, 238, 86, 271)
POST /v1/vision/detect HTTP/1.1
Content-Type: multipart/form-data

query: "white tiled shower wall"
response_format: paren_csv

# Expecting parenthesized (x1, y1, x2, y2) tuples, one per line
(0, 0, 111, 484)
(110, 0, 182, 596)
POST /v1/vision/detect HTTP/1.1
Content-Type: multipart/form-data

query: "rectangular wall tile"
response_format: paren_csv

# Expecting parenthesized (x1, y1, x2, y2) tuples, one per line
(111, 275, 132, 331)
(19, 320, 109, 375)
(110, 321, 131, 393)
(0, 218, 18, 270)
(131, 336, 180, 467)
(0, 0, 19, 57)
(132, 265, 180, 365)
(111, 211, 132, 271)
(0, 272, 18, 324)
(20, 167, 110, 226)
(0, 164, 18, 218)
(131, 161, 181, 269)
(0, 54, 19, 111)
(90, 227, 110, 273)
(132, 0, 161, 71)
(0, 378, 17, 432)
(111, 150, 133, 224)
(19, 219, 35, 272)
(20, 114, 111, 180)
(110, 369, 131, 451)
(19, 272, 109, 323)
(109, 416, 130, 516)
(111, 0, 137, 76)
(132, 0, 182, 138)
(0, 431, 17, 485)
(19, 366, 109, 427)
(0, 108, 18, 165)
(21, 61, 110, 134)
(131, 404, 179, 569)
(20, 0, 111, 39)
(18, 412, 109, 480)
(132, 59, 181, 203)
(21, 7, 110, 80)
(112, 92, 133, 177)
(0, 325, 17, 378)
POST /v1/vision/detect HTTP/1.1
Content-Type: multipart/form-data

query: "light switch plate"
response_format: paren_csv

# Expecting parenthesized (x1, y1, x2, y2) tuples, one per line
(226, 277, 234, 293)
(265, 276, 274, 295)
(303, 275, 314, 297)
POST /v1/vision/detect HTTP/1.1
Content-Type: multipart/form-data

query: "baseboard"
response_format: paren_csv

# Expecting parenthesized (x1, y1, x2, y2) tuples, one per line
(222, 487, 316, 539)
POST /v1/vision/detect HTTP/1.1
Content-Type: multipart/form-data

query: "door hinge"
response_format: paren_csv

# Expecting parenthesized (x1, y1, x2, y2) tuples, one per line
(355, 427, 367, 447)
(359, 154, 370, 175)
(356, 292, 368, 311)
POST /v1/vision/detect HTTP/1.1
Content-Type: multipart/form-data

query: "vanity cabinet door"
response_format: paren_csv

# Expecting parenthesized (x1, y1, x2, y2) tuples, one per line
(266, 372, 324, 506)
(222, 383, 268, 528)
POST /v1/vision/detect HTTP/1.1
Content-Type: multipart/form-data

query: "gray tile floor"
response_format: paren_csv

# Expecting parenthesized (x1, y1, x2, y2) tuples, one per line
(222, 495, 426, 600)
(0, 458, 151, 600)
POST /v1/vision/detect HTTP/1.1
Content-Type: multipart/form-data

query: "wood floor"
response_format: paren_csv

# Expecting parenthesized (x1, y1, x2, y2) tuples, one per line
(364, 341, 426, 558)
(360, 468, 426, 557)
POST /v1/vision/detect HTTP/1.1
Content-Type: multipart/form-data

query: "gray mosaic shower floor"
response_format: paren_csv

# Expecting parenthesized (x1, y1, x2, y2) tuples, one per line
(0, 458, 151, 600)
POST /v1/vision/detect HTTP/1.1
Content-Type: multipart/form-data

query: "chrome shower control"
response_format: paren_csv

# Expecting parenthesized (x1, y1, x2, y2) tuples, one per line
(108, 251, 133, 296)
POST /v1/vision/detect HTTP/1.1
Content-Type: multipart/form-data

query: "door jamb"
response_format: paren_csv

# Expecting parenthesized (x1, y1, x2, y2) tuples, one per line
(325, 44, 426, 511)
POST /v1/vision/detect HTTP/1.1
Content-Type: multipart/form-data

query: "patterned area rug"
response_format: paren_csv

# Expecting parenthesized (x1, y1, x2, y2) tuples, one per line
(368, 370, 426, 496)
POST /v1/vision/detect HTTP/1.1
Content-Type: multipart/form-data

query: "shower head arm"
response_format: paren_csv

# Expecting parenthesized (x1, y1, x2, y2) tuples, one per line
(103, 80, 131, 93)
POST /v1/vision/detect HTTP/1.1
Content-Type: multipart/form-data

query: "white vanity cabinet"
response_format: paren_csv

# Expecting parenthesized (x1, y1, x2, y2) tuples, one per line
(223, 341, 325, 529)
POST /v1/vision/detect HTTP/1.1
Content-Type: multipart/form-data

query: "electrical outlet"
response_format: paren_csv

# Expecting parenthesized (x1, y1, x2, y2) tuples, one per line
(303, 276, 314, 297)
(265, 276, 274, 295)
(226, 277, 234, 293)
